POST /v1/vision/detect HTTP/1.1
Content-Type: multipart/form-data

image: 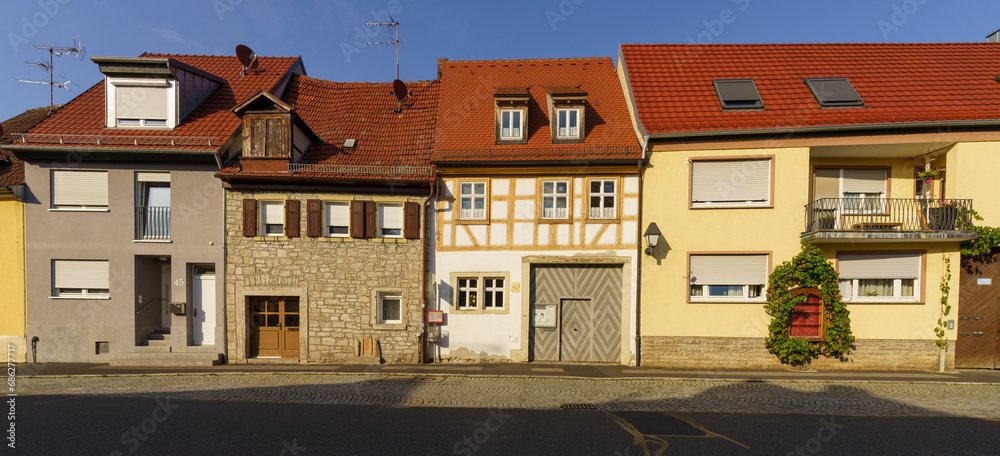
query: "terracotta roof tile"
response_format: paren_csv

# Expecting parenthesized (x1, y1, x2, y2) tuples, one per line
(434, 57, 640, 162)
(18, 53, 300, 149)
(619, 43, 1000, 135)
(218, 75, 439, 182)
(0, 105, 62, 186)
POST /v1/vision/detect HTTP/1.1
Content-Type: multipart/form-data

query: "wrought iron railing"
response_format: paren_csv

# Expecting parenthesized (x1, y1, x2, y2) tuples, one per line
(804, 198, 974, 233)
(136, 206, 171, 240)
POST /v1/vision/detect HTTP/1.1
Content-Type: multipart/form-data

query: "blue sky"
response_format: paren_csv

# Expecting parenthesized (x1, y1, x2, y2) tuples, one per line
(2, 0, 999, 121)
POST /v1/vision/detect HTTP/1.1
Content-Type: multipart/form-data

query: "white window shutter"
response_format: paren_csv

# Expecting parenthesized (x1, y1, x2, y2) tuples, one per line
(838, 253, 920, 279)
(691, 160, 770, 203)
(842, 169, 886, 194)
(379, 204, 403, 229)
(52, 170, 108, 207)
(689, 255, 768, 285)
(262, 202, 283, 224)
(116, 85, 169, 120)
(54, 260, 110, 289)
(326, 202, 349, 226)
(136, 172, 170, 183)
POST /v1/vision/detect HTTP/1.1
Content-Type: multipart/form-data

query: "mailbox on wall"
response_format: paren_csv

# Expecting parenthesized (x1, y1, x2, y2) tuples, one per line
(168, 302, 186, 315)
(789, 287, 826, 341)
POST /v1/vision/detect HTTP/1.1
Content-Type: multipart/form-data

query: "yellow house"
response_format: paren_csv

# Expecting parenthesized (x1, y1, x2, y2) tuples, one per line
(619, 43, 1000, 370)
(1, 106, 61, 362)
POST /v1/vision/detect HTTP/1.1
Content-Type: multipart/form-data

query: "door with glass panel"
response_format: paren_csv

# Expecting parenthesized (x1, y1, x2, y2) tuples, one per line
(249, 297, 300, 358)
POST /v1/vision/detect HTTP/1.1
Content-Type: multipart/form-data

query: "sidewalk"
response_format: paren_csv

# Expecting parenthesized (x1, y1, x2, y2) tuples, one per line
(16, 361, 1000, 384)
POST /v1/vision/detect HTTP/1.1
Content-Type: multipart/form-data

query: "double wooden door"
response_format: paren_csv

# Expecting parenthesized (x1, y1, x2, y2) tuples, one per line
(957, 252, 1000, 369)
(249, 297, 300, 358)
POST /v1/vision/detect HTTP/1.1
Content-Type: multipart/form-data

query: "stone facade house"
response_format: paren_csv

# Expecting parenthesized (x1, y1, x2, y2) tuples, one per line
(218, 76, 438, 364)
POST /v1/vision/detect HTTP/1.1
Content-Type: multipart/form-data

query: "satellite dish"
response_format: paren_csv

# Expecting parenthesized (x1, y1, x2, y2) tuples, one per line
(392, 79, 408, 102)
(235, 45, 259, 76)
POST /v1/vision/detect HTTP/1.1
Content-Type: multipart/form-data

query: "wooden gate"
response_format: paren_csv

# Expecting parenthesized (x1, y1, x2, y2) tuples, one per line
(530, 264, 622, 363)
(249, 297, 300, 358)
(957, 252, 1000, 369)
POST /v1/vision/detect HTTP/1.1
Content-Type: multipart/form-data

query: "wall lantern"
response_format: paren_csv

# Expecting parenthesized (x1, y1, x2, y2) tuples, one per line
(643, 222, 661, 256)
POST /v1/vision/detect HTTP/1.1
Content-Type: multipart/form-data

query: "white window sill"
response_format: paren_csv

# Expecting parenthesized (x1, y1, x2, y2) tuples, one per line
(49, 208, 110, 212)
(133, 239, 172, 243)
(689, 299, 766, 304)
(846, 299, 921, 304)
(50, 296, 111, 300)
(691, 202, 771, 209)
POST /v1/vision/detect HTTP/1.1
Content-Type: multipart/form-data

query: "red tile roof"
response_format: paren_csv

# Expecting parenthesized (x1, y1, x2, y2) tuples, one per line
(218, 75, 439, 182)
(1, 105, 62, 186)
(434, 57, 640, 162)
(620, 43, 1000, 136)
(16, 53, 300, 150)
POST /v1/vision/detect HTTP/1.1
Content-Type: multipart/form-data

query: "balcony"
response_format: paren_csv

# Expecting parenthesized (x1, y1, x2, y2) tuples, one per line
(802, 198, 977, 243)
(136, 206, 170, 241)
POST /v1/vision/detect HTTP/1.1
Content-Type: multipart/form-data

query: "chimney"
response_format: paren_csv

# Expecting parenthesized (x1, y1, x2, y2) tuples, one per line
(988, 28, 1000, 42)
(437, 58, 448, 80)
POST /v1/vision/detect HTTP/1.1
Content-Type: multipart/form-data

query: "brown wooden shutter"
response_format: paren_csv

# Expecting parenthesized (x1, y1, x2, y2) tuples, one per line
(404, 202, 420, 239)
(242, 199, 257, 236)
(306, 199, 322, 237)
(350, 200, 365, 238)
(285, 199, 300, 237)
(364, 201, 376, 238)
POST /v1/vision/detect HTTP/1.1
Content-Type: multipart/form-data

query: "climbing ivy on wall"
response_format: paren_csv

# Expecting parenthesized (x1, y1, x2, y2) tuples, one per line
(764, 244, 855, 365)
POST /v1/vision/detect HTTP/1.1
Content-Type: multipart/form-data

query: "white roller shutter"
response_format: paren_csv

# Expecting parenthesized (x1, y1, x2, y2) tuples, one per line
(326, 202, 350, 226)
(52, 170, 108, 207)
(54, 260, 110, 289)
(690, 254, 768, 285)
(691, 159, 770, 203)
(843, 169, 886, 194)
(379, 203, 403, 229)
(116, 85, 169, 120)
(261, 201, 283, 225)
(838, 253, 920, 279)
(136, 172, 170, 182)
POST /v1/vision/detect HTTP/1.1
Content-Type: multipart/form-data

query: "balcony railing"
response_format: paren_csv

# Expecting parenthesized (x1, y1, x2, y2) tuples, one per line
(804, 198, 974, 233)
(136, 206, 170, 240)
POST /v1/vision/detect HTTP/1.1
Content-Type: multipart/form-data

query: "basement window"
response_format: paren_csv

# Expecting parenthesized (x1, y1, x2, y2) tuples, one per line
(805, 77, 864, 107)
(713, 79, 763, 110)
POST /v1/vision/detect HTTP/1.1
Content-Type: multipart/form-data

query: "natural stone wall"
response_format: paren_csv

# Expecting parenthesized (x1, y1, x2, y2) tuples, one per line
(225, 189, 426, 364)
(640, 336, 954, 371)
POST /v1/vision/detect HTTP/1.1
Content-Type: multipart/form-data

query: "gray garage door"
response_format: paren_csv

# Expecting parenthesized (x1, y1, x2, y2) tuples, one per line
(530, 264, 622, 362)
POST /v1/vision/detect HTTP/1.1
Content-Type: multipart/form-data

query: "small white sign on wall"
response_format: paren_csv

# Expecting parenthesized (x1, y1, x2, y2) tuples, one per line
(978, 278, 992, 286)
(533, 303, 557, 328)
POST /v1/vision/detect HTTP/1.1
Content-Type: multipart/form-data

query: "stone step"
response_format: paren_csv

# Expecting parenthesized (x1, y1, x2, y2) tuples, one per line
(109, 358, 221, 367)
(142, 339, 171, 347)
(153, 328, 171, 335)
(132, 346, 171, 354)
(146, 333, 170, 341)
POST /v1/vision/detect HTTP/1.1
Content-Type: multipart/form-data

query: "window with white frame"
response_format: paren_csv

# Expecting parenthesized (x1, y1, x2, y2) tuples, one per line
(456, 278, 479, 309)
(325, 201, 350, 237)
(378, 203, 403, 238)
(483, 278, 505, 309)
(51, 170, 109, 209)
(838, 253, 920, 302)
(114, 82, 170, 128)
(557, 108, 580, 138)
(589, 179, 616, 219)
(689, 254, 768, 301)
(259, 201, 284, 236)
(377, 292, 402, 324)
(459, 182, 487, 220)
(690, 159, 771, 207)
(841, 169, 886, 213)
(500, 109, 523, 140)
(541, 180, 569, 219)
(52, 260, 110, 298)
(135, 172, 170, 240)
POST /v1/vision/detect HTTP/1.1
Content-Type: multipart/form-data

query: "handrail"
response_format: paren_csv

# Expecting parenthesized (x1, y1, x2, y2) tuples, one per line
(804, 198, 974, 233)
(136, 296, 161, 316)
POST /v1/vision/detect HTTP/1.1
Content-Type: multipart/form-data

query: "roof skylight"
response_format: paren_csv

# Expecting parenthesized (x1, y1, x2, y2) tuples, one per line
(805, 77, 864, 107)
(712, 79, 763, 110)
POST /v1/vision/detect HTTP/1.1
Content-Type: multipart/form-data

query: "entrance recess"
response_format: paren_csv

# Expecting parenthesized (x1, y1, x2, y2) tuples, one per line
(192, 267, 216, 346)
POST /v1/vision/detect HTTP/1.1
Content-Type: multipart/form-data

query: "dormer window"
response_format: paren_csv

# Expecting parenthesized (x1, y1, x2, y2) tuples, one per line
(545, 86, 587, 144)
(557, 108, 580, 138)
(494, 87, 529, 145)
(500, 109, 523, 140)
(111, 79, 172, 128)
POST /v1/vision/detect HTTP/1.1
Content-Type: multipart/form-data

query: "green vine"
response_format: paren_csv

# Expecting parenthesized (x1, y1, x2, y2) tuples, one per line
(934, 256, 952, 350)
(959, 208, 1000, 257)
(765, 244, 855, 365)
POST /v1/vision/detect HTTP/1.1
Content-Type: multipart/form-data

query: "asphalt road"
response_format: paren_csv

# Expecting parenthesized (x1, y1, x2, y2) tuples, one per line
(10, 395, 1000, 456)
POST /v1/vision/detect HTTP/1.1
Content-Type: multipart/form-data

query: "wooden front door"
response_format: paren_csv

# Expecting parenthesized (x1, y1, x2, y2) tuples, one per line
(249, 297, 300, 358)
(957, 252, 1000, 369)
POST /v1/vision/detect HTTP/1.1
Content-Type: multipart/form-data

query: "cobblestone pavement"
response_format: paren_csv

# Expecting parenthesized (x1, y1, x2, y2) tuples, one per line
(20, 373, 1000, 419)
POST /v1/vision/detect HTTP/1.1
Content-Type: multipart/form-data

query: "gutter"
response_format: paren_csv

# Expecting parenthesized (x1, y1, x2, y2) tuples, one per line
(5, 145, 220, 162)
(420, 179, 436, 364)
(645, 119, 1000, 141)
(634, 158, 644, 367)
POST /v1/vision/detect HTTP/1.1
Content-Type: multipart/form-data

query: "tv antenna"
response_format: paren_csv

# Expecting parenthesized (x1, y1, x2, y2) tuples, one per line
(364, 17, 403, 80)
(17, 41, 85, 109)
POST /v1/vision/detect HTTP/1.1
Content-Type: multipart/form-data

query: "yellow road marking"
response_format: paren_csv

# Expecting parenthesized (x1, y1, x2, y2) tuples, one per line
(607, 411, 750, 455)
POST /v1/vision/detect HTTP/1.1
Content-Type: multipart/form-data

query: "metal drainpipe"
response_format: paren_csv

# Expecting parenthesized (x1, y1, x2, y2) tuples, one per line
(420, 178, 436, 364)
(634, 157, 645, 367)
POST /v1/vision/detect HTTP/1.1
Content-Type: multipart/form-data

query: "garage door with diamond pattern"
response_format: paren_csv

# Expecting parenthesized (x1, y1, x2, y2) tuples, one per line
(529, 264, 623, 362)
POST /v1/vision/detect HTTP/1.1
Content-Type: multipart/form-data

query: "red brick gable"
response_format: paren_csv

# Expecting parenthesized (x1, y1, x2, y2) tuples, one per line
(434, 57, 640, 162)
(620, 43, 1000, 136)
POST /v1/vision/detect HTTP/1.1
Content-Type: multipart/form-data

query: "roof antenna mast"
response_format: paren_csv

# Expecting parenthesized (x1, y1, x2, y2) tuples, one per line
(17, 41, 85, 110)
(364, 17, 403, 80)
